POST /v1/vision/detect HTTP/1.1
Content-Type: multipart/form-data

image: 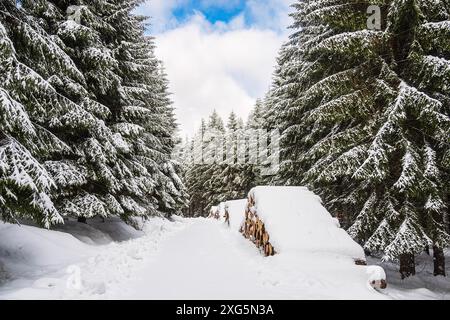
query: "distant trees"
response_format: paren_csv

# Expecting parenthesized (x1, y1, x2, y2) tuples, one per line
(183, 105, 266, 216)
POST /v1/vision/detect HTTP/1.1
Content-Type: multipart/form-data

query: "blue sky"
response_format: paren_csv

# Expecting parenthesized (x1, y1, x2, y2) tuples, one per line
(137, 0, 291, 136)
(137, 0, 291, 34)
(172, 0, 247, 25)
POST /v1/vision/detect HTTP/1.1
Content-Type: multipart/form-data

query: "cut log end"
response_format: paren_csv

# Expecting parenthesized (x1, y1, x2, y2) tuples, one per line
(370, 279, 387, 289)
(354, 259, 367, 266)
(241, 197, 276, 257)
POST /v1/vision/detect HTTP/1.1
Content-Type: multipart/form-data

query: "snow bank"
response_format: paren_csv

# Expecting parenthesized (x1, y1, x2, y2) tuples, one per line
(0, 217, 185, 299)
(52, 220, 114, 245)
(248, 186, 365, 260)
(0, 222, 95, 282)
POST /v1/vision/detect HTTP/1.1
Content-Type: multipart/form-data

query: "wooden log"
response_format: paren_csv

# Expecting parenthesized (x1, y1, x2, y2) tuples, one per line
(370, 279, 387, 289)
(263, 232, 269, 245)
(224, 209, 230, 227)
(267, 243, 275, 256)
(241, 198, 276, 257)
(354, 259, 367, 266)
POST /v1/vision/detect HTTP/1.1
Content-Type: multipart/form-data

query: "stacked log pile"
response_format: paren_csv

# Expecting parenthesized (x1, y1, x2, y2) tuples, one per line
(210, 186, 387, 289)
(241, 194, 275, 257)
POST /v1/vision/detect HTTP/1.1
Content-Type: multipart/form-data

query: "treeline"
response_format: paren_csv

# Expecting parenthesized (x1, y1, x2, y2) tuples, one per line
(0, 0, 187, 228)
(181, 105, 266, 216)
(256, 0, 449, 277)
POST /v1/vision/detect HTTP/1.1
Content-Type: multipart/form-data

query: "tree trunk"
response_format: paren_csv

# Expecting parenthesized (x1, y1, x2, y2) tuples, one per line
(77, 216, 87, 224)
(399, 253, 415, 279)
(433, 246, 446, 277)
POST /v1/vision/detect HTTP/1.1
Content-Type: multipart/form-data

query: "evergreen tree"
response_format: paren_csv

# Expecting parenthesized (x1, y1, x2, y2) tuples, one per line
(184, 111, 231, 216)
(0, 0, 105, 227)
(247, 99, 265, 131)
(245, 99, 267, 187)
(20, 0, 134, 222)
(201, 110, 226, 211)
(184, 119, 207, 216)
(267, 0, 449, 277)
(0, 10, 60, 227)
(105, 1, 188, 218)
(22, 0, 187, 221)
(214, 111, 249, 203)
(184, 108, 267, 216)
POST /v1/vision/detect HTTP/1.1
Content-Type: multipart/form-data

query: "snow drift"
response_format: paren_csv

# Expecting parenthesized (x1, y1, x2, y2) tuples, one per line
(0, 217, 184, 299)
(0, 222, 95, 285)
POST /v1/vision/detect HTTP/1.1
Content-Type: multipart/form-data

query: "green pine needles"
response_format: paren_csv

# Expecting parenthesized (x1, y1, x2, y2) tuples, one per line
(0, 0, 187, 227)
(261, 0, 449, 276)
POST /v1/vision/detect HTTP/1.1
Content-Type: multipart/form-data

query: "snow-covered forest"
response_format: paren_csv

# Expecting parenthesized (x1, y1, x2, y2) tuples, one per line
(1, 0, 449, 300)
(0, 0, 188, 227)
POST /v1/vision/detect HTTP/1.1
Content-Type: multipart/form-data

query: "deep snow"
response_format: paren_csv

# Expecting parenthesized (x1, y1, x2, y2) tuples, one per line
(0, 217, 448, 300)
(367, 252, 450, 300)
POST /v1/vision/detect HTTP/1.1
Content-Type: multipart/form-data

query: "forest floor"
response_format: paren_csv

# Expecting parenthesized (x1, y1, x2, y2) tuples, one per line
(0, 217, 448, 300)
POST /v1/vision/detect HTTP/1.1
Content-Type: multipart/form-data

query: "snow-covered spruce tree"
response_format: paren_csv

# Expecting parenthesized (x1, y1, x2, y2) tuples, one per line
(199, 110, 226, 212)
(0, 1, 113, 227)
(269, 0, 449, 277)
(184, 109, 263, 215)
(20, 0, 131, 222)
(104, 0, 188, 218)
(212, 111, 249, 204)
(262, 38, 306, 187)
(0, 11, 61, 227)
(173, 135, 193, 216)
(24, 0, 187, 220)
(184, 108, 266, 215)
(184, 119, 208, 216)
(184, 111, 227, 216)
(247, 99, 265, 132)
(243, 101, 267, 188)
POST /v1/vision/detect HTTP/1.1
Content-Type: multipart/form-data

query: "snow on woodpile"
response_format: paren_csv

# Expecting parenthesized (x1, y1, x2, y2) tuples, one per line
(243, 186, 387, 289)
(222, 199, 247, 231)
(246, 186, 365, 260)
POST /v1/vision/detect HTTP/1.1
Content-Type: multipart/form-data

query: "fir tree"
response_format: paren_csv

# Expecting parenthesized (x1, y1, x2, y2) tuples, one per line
(184, 108, 267, 215)
(21, 0, 131, 222)
(215, 112, 249, 203)
(22, 0, 187, 221)
(184, 111, 230, 216)
(184, 119, 209, 216)
(201, 110, 226, 211)
(0, 0, 103, 227)
(247, 99, 265, 131)
(267, 0, 449, 277)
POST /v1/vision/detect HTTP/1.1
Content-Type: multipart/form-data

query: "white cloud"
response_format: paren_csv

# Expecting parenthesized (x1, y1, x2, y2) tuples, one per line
(136, 0, 185, 33)
(138, 1, 292, 137)
(244, 0, 293, 32)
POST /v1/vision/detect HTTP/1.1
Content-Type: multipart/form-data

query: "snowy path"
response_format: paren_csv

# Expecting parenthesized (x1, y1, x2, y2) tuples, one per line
(124, 219, 276, 299)
(0, 218, 388, 300)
